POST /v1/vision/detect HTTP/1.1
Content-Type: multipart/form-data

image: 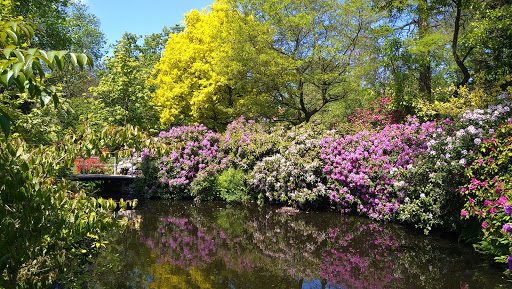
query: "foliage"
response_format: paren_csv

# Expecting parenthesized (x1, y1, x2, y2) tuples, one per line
(249, 122, 331, 206)
(0, 0, 93, 140)
(215, 167, 250, 202)
(90, 32, 160, 132)
(0, 123, 155, 288)
(416, 75, 512, 119)
(224, 0, 378, 124)
(150, 1, 269, 130)
(346, 97, 396, 128)
(459, 120, 512, 270)
(219, 116, 281, 171)
(0, 136, 117, 288)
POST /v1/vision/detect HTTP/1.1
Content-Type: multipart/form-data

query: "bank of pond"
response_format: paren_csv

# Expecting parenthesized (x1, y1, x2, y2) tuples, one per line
(60, 200, 510, 288)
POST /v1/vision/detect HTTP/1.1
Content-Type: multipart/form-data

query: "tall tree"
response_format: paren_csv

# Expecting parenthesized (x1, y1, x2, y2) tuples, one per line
(377, 0, 453, 102)
(152, 0, 377, 127)
(151, 2, 272, 129)
(224, 0, 378, 124)
(10, 0, 72, 50)
(90, 32, 160, 132)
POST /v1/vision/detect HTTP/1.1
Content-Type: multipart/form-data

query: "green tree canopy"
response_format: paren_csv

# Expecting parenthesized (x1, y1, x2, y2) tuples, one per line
(90, 32, 161, 132)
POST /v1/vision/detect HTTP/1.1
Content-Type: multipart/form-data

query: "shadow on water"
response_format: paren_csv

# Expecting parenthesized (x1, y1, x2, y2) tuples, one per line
(81, 200, 510, 288)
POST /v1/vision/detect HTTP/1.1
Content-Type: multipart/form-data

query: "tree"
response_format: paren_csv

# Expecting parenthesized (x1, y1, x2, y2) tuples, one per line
(0, 1, 124, 287)
(90, 32, 160, 132)
(152, 0, 377, 127)
(455, 0, 512, 86)
(10, 0, 72, 51)
(151, 2, 272, 130)
(0, 0, 93, 140)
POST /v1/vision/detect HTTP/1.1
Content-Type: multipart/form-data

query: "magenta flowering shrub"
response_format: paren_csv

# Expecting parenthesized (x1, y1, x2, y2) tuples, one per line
(321, 117, 427, 222)
(459, 121, 512, 269)
(137, 124, 226, 199)
(346, 97, 396, 128)
(219, 116, 281, 171)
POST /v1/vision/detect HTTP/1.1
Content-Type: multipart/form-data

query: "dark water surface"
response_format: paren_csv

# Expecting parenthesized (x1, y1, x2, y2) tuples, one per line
(84, 200, 510, 288)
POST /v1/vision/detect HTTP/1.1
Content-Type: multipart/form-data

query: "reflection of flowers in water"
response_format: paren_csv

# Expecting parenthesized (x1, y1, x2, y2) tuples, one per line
(140, 210, 403, 288)
(320, 224, 401, 288)
(140, 216, 250, 272)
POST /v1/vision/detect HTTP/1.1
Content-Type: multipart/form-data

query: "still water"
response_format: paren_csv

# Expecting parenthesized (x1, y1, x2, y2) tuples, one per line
(84, 200, 510, 288)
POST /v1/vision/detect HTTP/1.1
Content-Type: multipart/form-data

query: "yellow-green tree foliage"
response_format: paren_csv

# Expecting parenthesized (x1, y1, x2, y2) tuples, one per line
(151, 1, 272, 130)
(415, 74, 512, 118)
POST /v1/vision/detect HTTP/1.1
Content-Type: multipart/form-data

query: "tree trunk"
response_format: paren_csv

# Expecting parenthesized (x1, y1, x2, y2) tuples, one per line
(452, 0, 471, 88)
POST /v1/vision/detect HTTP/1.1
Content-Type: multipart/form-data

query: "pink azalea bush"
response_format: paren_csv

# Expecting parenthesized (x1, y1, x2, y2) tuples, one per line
(346, 97, 396, 128)
(459, 119, 512, 269)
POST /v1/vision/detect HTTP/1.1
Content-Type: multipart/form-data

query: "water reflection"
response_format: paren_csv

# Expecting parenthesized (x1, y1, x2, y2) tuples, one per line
(85, 201, 509, 288)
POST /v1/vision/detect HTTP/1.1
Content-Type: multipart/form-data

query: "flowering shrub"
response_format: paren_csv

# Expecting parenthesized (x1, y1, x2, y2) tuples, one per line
(219, 116, 281, 171)
(249, 122, 332, 206)
(321, 117, 434, 227)
(142, 124, 225, 199)
(460, 121, 512, 269)
(135, 94, 512, 263)
(346, 97, 396, 128)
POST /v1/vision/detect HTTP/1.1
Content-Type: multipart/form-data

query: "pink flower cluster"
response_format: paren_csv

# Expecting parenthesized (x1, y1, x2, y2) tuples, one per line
(346, 97, 396, 128)
(320, 117, 431, 219)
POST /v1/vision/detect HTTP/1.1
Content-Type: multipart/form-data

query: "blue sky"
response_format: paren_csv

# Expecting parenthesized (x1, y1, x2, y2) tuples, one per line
(82, 0, 212, 48)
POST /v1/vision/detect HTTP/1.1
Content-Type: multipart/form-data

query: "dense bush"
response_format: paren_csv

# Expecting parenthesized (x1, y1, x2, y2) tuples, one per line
(249, 122, 332, 206)
(460, 120, 512, 267)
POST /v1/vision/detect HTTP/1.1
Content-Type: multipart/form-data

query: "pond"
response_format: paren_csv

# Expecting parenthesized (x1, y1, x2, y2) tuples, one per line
(81, 200, 510, 288)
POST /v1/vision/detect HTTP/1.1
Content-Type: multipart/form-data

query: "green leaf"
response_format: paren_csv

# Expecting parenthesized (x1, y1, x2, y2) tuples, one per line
(13, 49, 24, 63)
(52, 92, 59, 109)
(68, 53, 78, 68)
(27, 48, 37, 55)
(0, 70, 14, 87)
(5, 30, 18, 44)
(32, 60, 45, 79)
(40, 93, 51, 107)
(1, 59, 17, 71)
(23, 64, 34, 80)
(46, 50, 56, 64)
(2, 45, 16, 58)
(56, 50, 68, 59)
(86, 54, 94, 69)
(54, 55, 64, 71)
(13, 72, 26, 91)
(0, 115, 10, 138)
(20, 25, 33, 43)
(9, 22, 18, 31)
(36, 51, 54, 70)
(76, 53, 87, 70)
(12, 62, 23, 77)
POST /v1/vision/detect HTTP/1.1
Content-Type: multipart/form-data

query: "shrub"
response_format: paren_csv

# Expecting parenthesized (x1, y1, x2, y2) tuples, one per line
(460, 121, 512, 269)
(249, 122, 331, 207)
(346, 97, 396, 128)
(215, 167, 250, 202)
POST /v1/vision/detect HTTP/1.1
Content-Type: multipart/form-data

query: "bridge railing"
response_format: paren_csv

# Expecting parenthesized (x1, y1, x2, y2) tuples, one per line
(75, 153, 140, 177)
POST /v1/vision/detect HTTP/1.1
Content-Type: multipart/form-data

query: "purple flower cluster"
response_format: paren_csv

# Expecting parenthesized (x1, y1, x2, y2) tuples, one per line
(320, 117, 429, 219)
(144, 124, 226, 198)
